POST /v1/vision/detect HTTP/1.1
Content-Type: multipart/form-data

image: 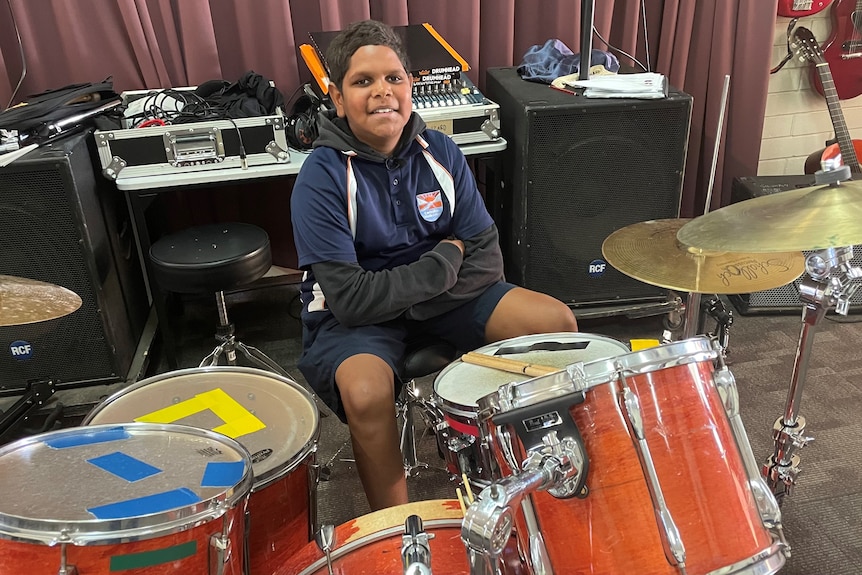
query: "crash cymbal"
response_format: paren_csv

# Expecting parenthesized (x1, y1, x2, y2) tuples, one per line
(0, 275, 82, 327)
(602, 219, 805, 294)
(676, 179, 862, 252)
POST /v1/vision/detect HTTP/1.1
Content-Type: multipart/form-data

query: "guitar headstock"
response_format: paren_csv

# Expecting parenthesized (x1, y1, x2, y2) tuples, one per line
(793, 26, 825, 65)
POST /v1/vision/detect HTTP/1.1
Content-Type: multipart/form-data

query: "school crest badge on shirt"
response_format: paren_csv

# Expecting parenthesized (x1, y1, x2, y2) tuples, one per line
(417, 190, 443, 222)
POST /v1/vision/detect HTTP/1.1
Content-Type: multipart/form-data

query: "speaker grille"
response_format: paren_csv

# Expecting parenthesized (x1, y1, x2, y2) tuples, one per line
(486, 67, 692, 306)
(0, 131, 140, 391)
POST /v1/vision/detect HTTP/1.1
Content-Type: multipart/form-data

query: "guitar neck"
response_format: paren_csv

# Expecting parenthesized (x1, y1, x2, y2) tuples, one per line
(816, 61, 862, 171)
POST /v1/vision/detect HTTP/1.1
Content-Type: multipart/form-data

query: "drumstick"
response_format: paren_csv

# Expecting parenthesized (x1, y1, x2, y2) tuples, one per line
(462, 473, 475, 504)
(460, 351, 560, 377)
(456, 488, 467, 515)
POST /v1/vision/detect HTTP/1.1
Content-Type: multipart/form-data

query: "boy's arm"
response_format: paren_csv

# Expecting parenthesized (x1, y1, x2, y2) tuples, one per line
(405, 224, 505, 321)
(310, 240, 464, 326)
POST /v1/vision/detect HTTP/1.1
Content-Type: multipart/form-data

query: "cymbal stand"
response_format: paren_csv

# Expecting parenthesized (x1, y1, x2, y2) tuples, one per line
(764, 245, 862, 498)
(0, 380, 56, 444)
(700, 295, 733, 353)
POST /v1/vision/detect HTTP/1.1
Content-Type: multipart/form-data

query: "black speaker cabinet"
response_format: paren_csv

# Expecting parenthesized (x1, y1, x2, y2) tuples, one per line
(0, 130, 148, 394)
(485, 67, 692, 307)
(728, 175, 862, 315)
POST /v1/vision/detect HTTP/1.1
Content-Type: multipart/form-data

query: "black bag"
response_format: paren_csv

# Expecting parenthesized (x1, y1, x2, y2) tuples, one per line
(0, 80, 119, 131)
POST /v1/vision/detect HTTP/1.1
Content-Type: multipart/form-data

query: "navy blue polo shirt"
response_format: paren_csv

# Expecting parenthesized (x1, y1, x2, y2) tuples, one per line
(292, 130, 493, 274)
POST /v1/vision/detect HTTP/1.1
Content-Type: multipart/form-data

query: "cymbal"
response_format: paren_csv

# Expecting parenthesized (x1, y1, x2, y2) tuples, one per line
(602, 219, 805, 294)
(0, 275, 82, 327)
(676, 179, 862, 252)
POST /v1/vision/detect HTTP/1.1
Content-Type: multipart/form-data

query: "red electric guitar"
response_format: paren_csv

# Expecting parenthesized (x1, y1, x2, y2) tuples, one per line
(794, 26, 862, 173)
(778, 0, 833, 17)
(811, 0, 862, 99)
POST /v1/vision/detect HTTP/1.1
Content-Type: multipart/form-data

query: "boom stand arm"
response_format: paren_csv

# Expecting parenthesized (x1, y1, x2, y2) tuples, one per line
(764, 246, 861, 495)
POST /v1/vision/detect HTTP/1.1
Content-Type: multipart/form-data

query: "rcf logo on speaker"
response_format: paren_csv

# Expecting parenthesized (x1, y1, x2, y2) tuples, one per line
(588, 259, 608, 278)
(9, 340, 33, 360)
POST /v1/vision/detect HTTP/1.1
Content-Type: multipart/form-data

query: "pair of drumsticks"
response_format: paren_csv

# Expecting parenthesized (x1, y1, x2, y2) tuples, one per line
(453, 353, 559, 515)
(456, 473, 476, 514)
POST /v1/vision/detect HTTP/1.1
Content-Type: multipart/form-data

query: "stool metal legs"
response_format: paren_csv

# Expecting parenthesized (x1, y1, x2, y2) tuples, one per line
(199, 291, 293, 380)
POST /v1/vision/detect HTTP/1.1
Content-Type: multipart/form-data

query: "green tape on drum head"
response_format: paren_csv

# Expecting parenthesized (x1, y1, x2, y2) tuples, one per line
(109, 540, 197, 571)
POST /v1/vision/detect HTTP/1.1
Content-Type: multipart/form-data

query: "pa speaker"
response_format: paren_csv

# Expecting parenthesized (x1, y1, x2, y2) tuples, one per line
(727, 175, 862, 314)
(0, 130, 148, 393)
(484, 67, 692, 306)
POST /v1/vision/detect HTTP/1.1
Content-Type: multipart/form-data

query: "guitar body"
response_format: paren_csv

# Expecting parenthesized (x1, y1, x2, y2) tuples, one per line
(778, 0, 833, 17)
(812, 0, 862, 100)
(804, 139, 862, 173)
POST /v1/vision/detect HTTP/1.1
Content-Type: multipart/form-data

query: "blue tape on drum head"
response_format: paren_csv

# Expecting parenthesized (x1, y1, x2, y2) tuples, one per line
(200, 460, 246, 487)
(87, 451, 162, 482)
(87, 487, 202, 519)
(44, 427, 131, 449)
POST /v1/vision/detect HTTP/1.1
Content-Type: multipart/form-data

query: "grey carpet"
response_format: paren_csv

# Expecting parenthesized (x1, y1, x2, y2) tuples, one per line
(5, 283, 862, 573)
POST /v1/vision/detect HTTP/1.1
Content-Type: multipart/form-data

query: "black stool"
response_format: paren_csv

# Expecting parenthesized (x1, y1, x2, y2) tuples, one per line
(148, 222, 289, 376)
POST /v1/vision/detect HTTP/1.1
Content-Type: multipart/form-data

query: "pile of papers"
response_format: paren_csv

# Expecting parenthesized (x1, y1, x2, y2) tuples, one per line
(563, 72, 668, 99)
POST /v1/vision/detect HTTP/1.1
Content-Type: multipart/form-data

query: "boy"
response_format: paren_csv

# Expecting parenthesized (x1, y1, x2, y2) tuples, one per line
(291, 19, 578, 511)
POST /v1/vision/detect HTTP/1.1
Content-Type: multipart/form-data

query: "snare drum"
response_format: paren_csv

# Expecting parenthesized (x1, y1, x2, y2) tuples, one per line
(433, 332, 628, 482)
(83, 366, 319, 575)
(481, 337, 786, 575)
(0, 423, 252, 575)
(276, 500, 526, 575)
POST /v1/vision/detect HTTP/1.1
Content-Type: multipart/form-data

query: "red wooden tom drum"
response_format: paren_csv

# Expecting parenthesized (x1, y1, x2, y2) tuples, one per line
(0, 423, 252, 574)
(481, 337, 787, 575)
(84, 366, 319, 575)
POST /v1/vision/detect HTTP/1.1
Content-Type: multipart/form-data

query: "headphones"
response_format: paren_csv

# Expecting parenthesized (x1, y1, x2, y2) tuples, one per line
(286, 90, 320, 150)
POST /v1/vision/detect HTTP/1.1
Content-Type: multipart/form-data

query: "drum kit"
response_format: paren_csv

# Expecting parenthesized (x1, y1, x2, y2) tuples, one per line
(2, 162, 861, 574)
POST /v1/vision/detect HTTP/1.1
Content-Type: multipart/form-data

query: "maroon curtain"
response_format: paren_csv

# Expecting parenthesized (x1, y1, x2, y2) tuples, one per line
(0, 0, 777, 214)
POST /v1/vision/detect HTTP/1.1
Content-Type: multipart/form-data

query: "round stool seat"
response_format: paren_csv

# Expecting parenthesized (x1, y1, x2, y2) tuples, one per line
(149, 223, 271, 294)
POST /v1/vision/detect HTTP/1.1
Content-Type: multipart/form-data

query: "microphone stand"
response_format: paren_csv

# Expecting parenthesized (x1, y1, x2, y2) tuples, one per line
(579, 0, 595, 80)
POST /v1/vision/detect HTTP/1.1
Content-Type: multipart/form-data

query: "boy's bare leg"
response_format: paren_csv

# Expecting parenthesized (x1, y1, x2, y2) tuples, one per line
(484, 286, 578, 342)
(336, 353, 408, 511)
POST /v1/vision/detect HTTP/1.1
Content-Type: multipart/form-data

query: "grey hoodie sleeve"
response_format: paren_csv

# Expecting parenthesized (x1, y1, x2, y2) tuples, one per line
(405, 224, 505, 321)
(310, 241, 464, 327)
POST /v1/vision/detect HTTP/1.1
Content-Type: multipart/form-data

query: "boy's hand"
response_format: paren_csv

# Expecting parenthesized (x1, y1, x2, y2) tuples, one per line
(441, 237, 465, 257)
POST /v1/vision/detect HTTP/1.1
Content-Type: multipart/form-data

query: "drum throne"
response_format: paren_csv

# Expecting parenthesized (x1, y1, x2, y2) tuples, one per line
(148, 222, 291, 377)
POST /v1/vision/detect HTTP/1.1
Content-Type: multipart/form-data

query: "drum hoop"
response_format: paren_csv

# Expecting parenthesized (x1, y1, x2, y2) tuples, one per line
(295, 517, 463, 575)
(0, 423, 253, 546)
(435, 332, 629, 413)
(83, 366, 321, 490)
(481, 336, 718, 416)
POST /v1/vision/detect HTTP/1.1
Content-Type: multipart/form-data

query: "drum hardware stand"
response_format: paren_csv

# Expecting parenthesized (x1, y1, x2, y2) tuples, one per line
(711, 345, 791, 556)
(462, 452, 569, 575)
(402, 515, 434, 575)
(761, 163, 862, 500)
(571, 295, 683, 322)
(315, 524, 336, 575)
(0, 379, 56, 444)
(763, 243, 861, 499)
(398, 379, 449, 478)
(700, 295, 733, 353)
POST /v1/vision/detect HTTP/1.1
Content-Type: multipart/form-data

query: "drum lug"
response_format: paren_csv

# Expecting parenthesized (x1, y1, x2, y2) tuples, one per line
(209, 532, 231, 575)
(57, 543, 78, 575)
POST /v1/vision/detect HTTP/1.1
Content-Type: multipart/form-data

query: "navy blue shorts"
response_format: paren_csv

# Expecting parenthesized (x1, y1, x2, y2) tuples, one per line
(298, 281, 516, 421)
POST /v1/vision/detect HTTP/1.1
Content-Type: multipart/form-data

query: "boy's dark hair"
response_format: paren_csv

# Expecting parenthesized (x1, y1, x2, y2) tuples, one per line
(325, 20, 411, 90)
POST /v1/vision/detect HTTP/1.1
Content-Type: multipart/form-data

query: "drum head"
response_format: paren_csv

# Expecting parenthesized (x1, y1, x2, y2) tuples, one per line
(84, 367, 319, 489)
(434, 332, 628, 414)
(0, 423, 252, 545)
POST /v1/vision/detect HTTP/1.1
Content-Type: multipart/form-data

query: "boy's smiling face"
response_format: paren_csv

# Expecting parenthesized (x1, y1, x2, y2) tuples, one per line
(329, 45, 413, 156)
